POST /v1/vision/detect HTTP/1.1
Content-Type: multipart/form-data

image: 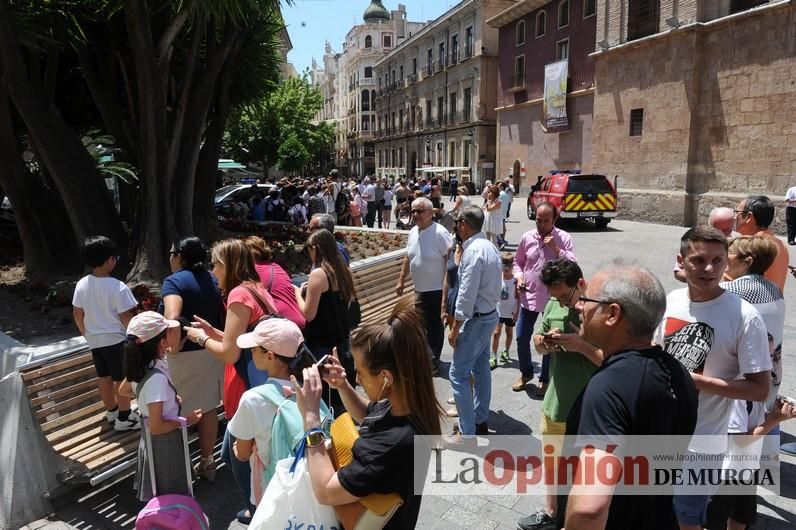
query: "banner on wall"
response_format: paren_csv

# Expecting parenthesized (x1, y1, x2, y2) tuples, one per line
(543, 59, 569, 129)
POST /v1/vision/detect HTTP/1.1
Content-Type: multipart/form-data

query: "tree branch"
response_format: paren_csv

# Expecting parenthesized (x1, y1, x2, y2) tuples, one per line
(156, 3, 193, 67)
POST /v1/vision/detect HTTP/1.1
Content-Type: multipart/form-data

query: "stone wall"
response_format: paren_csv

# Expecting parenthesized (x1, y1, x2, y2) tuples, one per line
(497, 92, 594, 190)
(593, 2, 796, 231)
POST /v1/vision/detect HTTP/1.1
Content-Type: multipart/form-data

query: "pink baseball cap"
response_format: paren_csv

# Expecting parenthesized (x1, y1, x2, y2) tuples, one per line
(236, 318, 304, 358)
(126, 311, 180, 343)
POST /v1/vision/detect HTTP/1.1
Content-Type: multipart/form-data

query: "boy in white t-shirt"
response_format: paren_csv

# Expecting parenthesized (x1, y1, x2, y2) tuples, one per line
(229, 318, 330, 507)
(72, 236, 140, 431)
(654, 227, 771, 530)
(491, 253, 519, 369)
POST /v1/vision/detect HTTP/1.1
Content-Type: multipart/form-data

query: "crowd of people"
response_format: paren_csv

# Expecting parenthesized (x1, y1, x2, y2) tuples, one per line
(224, 171, 517, 237)
(69, 180, 796, 529)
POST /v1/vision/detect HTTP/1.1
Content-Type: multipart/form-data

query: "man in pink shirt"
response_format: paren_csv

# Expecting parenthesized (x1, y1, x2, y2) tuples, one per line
(512, 203, 576, 394)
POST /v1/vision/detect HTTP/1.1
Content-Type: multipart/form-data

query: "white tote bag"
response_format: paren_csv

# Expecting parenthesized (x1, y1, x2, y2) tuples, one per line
(249, 456, 341, 530)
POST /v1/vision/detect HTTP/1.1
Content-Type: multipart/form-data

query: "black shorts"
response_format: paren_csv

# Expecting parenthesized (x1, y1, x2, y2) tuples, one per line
(705, 481, 757, 530)
(92, 341, 125, 381)
(498, 317, 515, 328)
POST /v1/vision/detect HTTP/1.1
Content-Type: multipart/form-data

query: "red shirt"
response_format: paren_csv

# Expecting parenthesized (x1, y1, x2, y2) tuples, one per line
(254, 262, 306, 329)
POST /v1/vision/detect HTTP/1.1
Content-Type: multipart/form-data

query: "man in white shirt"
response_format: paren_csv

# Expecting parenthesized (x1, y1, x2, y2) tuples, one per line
(362, 177, 377, 227)
(786, 183, 796, 245)
(654, 226, 771, 530)
(396, 197, 453, 373)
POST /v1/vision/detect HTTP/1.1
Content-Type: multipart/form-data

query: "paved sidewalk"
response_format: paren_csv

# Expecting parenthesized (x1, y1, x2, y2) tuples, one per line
(23, 207, 796, 530)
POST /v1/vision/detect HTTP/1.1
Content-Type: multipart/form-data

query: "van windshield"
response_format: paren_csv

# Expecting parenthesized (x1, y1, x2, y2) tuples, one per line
(566, 176, 612, 194)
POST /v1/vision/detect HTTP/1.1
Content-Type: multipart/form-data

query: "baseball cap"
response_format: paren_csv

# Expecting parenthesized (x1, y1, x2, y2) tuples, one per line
(127, 311, 180, 343)
(236, 318, 304, 358)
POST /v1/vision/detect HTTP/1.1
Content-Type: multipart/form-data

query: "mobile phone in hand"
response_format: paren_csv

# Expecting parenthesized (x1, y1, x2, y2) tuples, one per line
(779, 395, 796, 406)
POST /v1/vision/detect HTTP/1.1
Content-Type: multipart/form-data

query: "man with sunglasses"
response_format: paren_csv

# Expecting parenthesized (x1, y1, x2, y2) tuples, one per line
(517, 259, 601, 530)
(560, 260, 698, 530)
(396, 197, 453, 374)
(733, 195, 789, 292)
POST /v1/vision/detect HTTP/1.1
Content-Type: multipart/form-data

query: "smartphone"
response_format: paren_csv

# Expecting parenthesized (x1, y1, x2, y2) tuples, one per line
(778, 395, 796, 406)
(315, 353, 332, 375)
(788, 265, 796, 272)
(540, 331, 556, 338)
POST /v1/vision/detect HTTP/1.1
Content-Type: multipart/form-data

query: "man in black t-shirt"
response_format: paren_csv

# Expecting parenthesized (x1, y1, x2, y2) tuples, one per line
(560, 262, 698, 530)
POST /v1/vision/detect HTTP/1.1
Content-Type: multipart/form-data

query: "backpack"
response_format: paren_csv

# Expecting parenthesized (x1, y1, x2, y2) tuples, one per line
(267, 199, 289, 222)
(290, 204, 306, 225)
(335, 191, 349, 216)
(252, 381, 332, 484)
(136, 495, 208, 530)
(307, 194, 325, 216)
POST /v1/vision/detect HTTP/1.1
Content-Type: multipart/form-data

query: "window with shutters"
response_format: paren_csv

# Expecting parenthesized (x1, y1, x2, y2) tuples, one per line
(629, 108, 644, 136)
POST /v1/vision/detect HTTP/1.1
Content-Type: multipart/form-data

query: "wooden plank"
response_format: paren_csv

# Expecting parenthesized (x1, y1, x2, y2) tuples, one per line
(21, 352, 93, 382)
(36, 389, 99, 420)
(84, 437, 142, 471)
(46, 410, 108, 444)
(53, 422, 112, 454)
(41, 402, 105, 433)
(26, 366, 96, 394)
(69, 431, 138, 461)
(31, 379, 97, 408)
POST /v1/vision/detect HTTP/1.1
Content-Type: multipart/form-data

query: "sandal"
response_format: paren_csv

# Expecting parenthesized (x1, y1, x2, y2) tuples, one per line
(194, 456, 217, 483)
(445, 406, 459, 418)
(236, 509, 252, 525)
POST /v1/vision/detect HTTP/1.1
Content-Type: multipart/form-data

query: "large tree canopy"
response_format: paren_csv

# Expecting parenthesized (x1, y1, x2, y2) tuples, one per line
(0, 0, 289, 282)
(225, 74, 334, 175)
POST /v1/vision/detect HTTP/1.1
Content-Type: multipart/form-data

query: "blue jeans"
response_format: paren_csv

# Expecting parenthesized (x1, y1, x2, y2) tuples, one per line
(516, 308, 545, 380)
(450, 311, 498, 436)
(222, 428, 255, 514)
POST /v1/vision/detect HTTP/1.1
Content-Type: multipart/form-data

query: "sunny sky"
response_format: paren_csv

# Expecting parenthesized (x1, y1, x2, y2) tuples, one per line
(283, 0, 458, 75)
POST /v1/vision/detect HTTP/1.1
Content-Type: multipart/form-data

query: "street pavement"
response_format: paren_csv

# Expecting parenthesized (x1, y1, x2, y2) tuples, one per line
(23, 200, 796, 530)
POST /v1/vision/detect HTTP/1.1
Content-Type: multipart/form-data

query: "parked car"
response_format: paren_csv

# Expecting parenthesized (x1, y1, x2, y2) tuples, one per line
(527, 170, 618, 229)
(214, 183, 274, 218)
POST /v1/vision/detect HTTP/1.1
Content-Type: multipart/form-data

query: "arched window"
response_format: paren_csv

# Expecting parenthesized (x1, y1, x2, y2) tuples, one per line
(536, 11, 546, 38)
(361, 90, 370, 111)
(515, 20, 526, 46)
(558, 0, 570, 29)
(365, 35, 372, 48)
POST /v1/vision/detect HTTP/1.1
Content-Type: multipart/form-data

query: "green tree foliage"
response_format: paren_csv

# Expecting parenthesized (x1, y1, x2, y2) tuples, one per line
(226, 74, 334, 174)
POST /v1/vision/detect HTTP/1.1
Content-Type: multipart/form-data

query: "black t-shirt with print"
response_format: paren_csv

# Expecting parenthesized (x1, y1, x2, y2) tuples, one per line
(559, 346, 698, 530)
(337, 400, 425, 530)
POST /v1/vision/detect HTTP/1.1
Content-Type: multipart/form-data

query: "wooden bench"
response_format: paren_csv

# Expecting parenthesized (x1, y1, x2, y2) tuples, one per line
(18, 249, 412, 489)
(350, 251, 414, 328)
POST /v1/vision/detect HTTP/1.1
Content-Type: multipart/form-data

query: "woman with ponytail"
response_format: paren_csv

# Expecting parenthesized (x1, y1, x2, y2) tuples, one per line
(182, 238, 278, 524)
(292, 298, 443, 529)
(123, 311, 202, 502)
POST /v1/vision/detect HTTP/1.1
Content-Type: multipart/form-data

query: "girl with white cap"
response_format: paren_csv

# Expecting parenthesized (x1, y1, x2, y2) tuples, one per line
(122, 311, 202, 502)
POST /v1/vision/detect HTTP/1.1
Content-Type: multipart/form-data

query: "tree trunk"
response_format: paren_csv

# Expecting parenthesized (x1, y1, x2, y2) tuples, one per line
(0, 89, 80, 282)
(0, 0, 126, 255)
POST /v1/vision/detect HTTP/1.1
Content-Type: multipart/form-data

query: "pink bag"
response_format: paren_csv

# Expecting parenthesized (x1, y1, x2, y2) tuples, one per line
(136, 494, 208, 530)
(135, 416, 208, 530)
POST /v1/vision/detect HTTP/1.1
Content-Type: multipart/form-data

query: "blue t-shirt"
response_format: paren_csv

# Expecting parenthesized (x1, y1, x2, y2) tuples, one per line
(337, 242, 351, 265)
(159, 268, 223, 351)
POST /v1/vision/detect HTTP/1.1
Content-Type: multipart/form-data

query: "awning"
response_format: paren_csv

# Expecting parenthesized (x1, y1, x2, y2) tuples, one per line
(218, 159, 246, 170)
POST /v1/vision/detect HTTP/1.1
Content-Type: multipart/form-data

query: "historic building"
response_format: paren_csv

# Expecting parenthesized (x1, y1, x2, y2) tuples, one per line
(591, 0, 796, 229)
(372, 0, 515, 188)
(312, 2, 426, 177)
(488, 0, 597, 192)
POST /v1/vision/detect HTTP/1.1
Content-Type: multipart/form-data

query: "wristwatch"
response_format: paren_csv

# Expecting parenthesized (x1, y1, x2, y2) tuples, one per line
(305, 430, 325, 448)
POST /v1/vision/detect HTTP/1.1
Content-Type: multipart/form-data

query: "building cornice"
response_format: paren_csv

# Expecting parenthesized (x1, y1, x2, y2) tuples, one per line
(486, 0, 552, 28)
(494, 87, 594, 112)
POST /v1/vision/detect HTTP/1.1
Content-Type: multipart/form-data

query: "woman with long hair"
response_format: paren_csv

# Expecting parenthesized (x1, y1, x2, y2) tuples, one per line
(292, 299, 443, 529)
(183, 238, 277, 524)
(160, 236, 224, 481)
(242, 235, 305, 330)
(296, 228, 357, 411)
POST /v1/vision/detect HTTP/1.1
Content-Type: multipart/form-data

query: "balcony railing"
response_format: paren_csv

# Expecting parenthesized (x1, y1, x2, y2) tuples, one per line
(407, 73, 417, 85)
(435, 60, 444, 72)
(425, 64, 433, 76)
(449, 51, 459, 66)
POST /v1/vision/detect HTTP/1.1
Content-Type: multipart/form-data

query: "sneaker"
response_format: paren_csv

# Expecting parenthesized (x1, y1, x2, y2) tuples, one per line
(114, 417, 141, 431)
(536, 382, 548, 398)
(106, 409, 119, 424)
(512, 375, 532, 392)
(489, 356, 498, 370)
(476, 422, 490, 436)
(500, 350, 510, 363)
(517, 509, 557, 530)
(194, 456, 217, 482)
(127, 409, 141, 423)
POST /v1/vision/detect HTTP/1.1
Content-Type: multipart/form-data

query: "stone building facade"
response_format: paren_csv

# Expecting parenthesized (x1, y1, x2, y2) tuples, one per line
(373, 0, 515, 188)
(592, 0, 796, 231)
(489, 0, 598, 193)
(311, 2, 425, 178)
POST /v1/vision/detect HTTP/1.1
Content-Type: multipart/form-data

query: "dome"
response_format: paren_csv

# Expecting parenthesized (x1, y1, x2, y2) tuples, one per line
(363, 0, 390, 24)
